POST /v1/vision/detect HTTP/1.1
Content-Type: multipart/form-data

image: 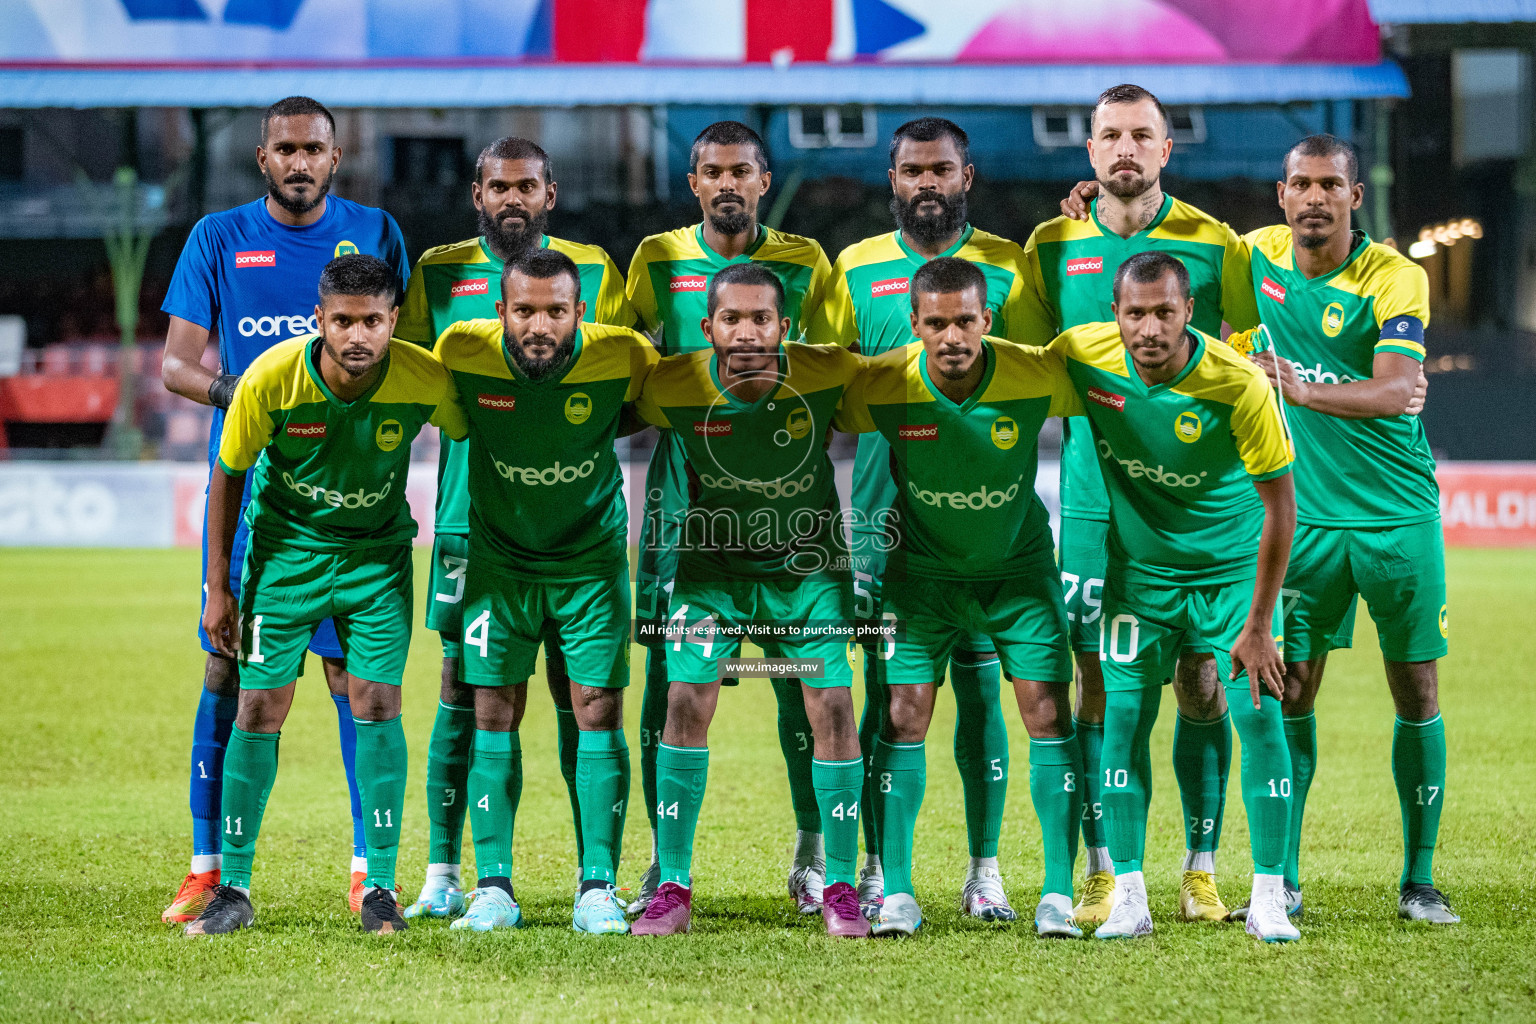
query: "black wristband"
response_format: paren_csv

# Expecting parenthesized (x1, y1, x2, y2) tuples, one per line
(208, 374, 240, 410)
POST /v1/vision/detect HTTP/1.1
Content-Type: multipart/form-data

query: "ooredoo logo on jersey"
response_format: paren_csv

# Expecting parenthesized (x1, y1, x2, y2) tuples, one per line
(235, 250, 276, 269)
(871, 278, 909, 297)
(670, 276, 707, 293)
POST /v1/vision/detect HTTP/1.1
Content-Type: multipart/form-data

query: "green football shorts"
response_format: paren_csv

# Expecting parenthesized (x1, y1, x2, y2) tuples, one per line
(425, 532, 468, 659)
(460, 565, 631, 689)
(1060, 514, 1211, 658)
(1097, 571, 1282, 692)
(237, 532, 413, 689)
(1282, 519, 1448, 663)
(881, 569, 1072, 687)
(665, 574, 856, 687)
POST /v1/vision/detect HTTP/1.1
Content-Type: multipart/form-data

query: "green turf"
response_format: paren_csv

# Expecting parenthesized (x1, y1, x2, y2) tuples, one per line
(1, 547, 1532, 1023)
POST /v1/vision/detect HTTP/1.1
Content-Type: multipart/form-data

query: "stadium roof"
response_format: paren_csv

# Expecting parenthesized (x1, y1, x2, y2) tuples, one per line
(0, 60, 1409, 109)
(1368, 0, 1536, 22)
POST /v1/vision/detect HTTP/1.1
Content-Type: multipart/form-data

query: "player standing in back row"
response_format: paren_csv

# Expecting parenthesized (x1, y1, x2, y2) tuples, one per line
(626, 121, 832, 917)
(394, 137, 636, 921)
(1239, 134, 1457, 925)
(1032, 84, 1260, 927)
(159, 96, 410, 924)
(806, 117, 1042, 922)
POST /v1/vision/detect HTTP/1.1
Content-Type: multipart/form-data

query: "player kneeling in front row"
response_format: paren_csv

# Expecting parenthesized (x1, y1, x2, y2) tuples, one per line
(630, 264, 869, 938)
(189, 254, 469, 936)
(1049, 251, 1300, 942)
(434, 248, 659, 934)
(840, 258, 1085, 938)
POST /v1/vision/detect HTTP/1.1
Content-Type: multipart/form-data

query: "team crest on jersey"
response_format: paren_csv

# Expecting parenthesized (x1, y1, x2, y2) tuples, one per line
(1087, 386, 1125, 411)
(670, 276, 707, 293)
(897, 424, 937, 441)
(1439, 604, 1449, 638)
(871, 277, 909, 297)
(1174, 411, 1203, 443)
(1321, 301, 1345, 338)
(450, 278, 489, 298)
(1261, 277, 1287, 304)
(334, 240, 359, 257)
(784, 406, 811, 440)
(375, 419, 403, 452)
(990, 416, 1018, 450)
(1065, 257, 1103, 276)
(286, 422, 325, 438)
(564, 392, 592, 424)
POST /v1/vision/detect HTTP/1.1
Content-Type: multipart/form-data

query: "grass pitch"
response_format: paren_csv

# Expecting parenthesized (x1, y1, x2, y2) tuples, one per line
(1, 547, 1533, 1023)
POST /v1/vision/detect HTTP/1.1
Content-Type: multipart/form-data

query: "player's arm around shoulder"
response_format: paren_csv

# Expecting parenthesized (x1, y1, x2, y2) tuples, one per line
(401, 342, 469, 443)
(830, 346, 876, 434)
(803, 249, 858, 349)
(615, 327, 662, 436)
(1229, 359, 1296, 483)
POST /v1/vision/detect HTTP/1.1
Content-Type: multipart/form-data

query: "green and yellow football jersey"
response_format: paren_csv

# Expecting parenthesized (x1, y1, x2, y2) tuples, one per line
(433, 318, 658, 581)
(836, 338, 1081, 582)
(1023, 195, 1260, 522)
(396, 234, 635, 537)
(626, 224, 830, 354)
(217, 336, 467, 553)
(635, 343, 862, 582)
(1048, 322, 1293, 585)
(805, 224, 1046, 566)
(1243, 225, 1437, 527)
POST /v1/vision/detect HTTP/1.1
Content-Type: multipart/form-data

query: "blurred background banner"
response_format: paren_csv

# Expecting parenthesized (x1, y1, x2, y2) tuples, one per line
(2, 0, 1381, 64)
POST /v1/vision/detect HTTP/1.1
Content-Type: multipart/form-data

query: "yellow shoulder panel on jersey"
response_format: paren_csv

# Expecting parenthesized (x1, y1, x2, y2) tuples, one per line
(1050, 321, 1131, 378)
(1244, 224, 1295, 270)
(242, 336, 326, 411)
(779, 342, 861, 400)
(858, 343, 931, 406)
(984, 338, 1079, 413)
(1328, 241, 1432, 327)
(1147, 198, 1238, 248)
(759, 226, 829, 269)
(635, 225, 706, 264)
(833, 231, 905, 273)
(565, 322, 658, 386)
(644, 347, 719, 408)
(373, 338, 453, 405)
(1026, 214, 1105, 247)
(1171, 329, 1271, 408)
(545, 235, 614, 269)
(433, 318, 511, 380)
(957, 228, 1027, 271)
(416, 237, 490, 267)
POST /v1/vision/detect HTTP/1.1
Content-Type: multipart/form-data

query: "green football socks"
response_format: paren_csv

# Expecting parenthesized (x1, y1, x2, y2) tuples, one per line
(1172, 711, 1231, 856)
(871, 739, 925, 897)
(1283, 711, 1317, 889)
(857, 651, 889, 860)
(575, 729, 630, 885)
(772, 677, 822, 833)
(1227, 686, 1291, 875)
(1102, 688, 1159, 874)
(1393, 713, 1446, 887)
(424, 701, 475, 866)
(639, 650, 670, 832)
(950, 654, 1007, 859)
(656, 743, 708, 886)
(467, 729, 522, 883)
(354, 715, 409, 892)
(812, 756, 864, 887)
(555, 706, 583, 862)
(217, 726, 280, 891)
(1029, 733, 1084, 899)
(1074, 717, 1107, 852)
